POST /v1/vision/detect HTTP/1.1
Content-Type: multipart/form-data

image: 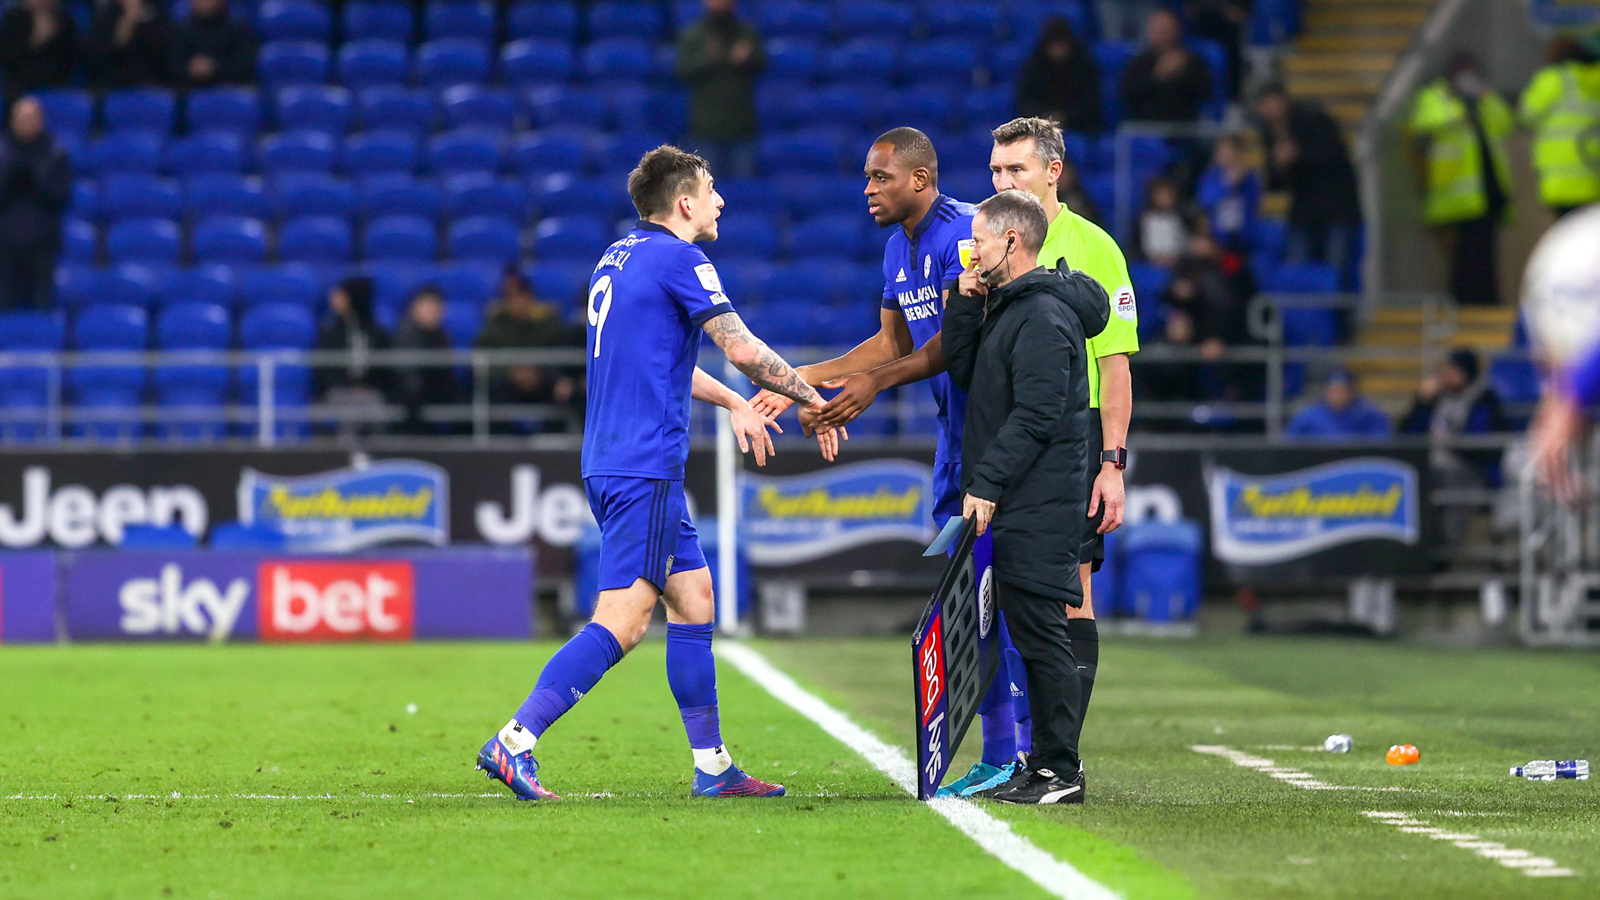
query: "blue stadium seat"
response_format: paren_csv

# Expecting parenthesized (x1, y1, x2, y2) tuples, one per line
(961, 84, 1015, 129)
(809, 82, 882, 129)
(272, 173, 355, 218)
(431, 261, 498, 306)
(184, 174, 270, 219)
(84, 132, 162, 175)
(1128, 261, 1171, 302)
(238, 263, 322, 308)
(442, 174, 528, 222)
(369, 262, 439, 313)
(343, 1, 414, 41)
(415, 39, 492, 87)
(587, 2, 663, 40)
(1489, 354, 1540, 405)
(904, 39, 982, 86)
(1264, 262, 1339, 294)
(0, 310, 63, 351)
(186, 87, 260, 134)
(501, 39, 574, 87)
(106, 217, 182, 264)
(63, 218, 96, 262)
(896, 83, 956, 131)
(508, 129, 589, 175)
(581, 38, 652, 82)
(940, 170, 992, 207)
(1250, 216, 1288, 261)
(822, 38, 900, 82)
(75, 303, 148, 349)
(240, 303, 317, 349)
(425, 0, 496, 41)
(924, 1, 999, 37)
(359, 174, 443, 220)
(645, 88, 687, 136)
(102, 175, 182, 220)
(279, 216, 354, 262)
(363, 215, 439, 260)
(507, 2, 578, 41)
(526, 86, 607, 129)
(1251, 0, 1301, 46)
(787, 212, 867, 257)
(1008, 1, 1096, 41)
(344, 130, 419, 174)
(259, 40, 332, 86)
(36, 88, 93, 136)
(440, 85, 517, 132)
(260, 130, 338, 174)
(1190, 37, 1229, 117)
(708, 257, 770, 302)
(533, 172, 626, 219)
(357, 86, 436, 131)
(154, 265, 236, 310)
(156, 302, 231, 349)
(192, 216, 269, 263)
(1120, 520, 1202, 621)
(991, 39, 1030, 75)
(162, 131, 247, 176)
(103, 88, 175, 134)
(712, 212, 778, 257)
(440, 301, 484, 347)
(773, 173, 860, 217)
(756, 80, 819, 131)
(258, 0, 332, 41)
(275, 85, 353, 133)
(1279, 307, 1340, 347)
(153, 363, 232, 442)
(756, 2, 832, 39)
(705, 179, 782, 218)
(337, 39, 410, 87)
(590, 129, 667, 174)
(427, 129, 505, 174)
(533, 215, 607, 258)
(447, 216, 520, 263)
(525, 258, 590, 307)
(0, 309, 66, 438)
(758, 127, 846, 173)
(832, 1, 914, 35)
(71, 180, 96, 217)
(58, 264, 156, 308)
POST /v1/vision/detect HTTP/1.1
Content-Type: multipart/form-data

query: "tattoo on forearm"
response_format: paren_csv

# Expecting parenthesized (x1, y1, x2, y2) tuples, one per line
(704, 313, 821, 406)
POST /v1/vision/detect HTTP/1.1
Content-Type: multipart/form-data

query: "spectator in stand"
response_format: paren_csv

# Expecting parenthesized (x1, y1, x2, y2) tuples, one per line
(1185, 0, 1248, 99)
(1400, 347, 1508, 542)
(1132, 305, 1206, 419)
(1519, 37, 1600, 219)
(1286, 368, 1392, 441)
(1254, 82, 1361, 284)
(0, 97, 70, 310)
(475, 269, 581, 433)
(1165, 237, 1261, 404)
(172, 0, 257, 88)
(86, 0, 171, 89)
(1195, 133, 1260, 252)
(1098, 0, 1165, 41)
(312, 276, 391, 421)
(1131, 176, 1193, 267)
(1057, 157, 1101, 225)
(1014, 17, 1102, 134)
(1119, 9, 1212, 124)
(675, 0, 764, 181)
(391, 286, 461, 434)
(0, 0, 76, 100)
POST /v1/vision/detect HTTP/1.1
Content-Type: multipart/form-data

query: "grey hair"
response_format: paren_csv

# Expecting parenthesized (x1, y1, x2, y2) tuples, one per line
(976, 190, 1049, 254)
(990, 116, 1065, 168)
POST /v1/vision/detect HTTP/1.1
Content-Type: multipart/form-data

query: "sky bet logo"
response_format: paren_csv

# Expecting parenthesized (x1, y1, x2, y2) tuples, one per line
(259, 562, 414, 642)
(119, 564, 249, 641)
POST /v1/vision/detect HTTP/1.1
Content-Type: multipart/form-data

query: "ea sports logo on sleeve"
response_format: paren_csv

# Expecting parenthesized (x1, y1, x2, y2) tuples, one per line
(259, 562, 414, 642)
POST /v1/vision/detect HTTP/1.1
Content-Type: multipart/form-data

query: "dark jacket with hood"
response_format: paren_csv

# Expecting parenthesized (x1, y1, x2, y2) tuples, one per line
(944, 265, 1109, 605)
(313, 276, 390, 398)
(0, 129, 71, 248)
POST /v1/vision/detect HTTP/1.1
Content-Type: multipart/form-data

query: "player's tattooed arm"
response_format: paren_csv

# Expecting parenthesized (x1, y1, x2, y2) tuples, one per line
(703, 312, 823, 408)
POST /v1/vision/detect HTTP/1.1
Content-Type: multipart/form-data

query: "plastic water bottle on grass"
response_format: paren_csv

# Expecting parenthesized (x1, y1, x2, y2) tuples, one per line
(1510, 760, 1589, 780)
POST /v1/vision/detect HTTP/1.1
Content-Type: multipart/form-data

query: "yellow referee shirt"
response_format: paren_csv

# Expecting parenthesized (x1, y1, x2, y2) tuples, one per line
(1037, 206, 1138, 408)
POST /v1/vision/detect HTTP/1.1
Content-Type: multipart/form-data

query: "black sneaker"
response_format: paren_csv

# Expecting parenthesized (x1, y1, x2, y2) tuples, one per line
(975, 765, 1085, 805)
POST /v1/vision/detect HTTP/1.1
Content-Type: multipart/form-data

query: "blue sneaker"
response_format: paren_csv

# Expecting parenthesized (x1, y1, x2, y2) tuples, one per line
(476, 735, 560, 801)
(961, 760, 1021, 797)
(936, 762, 1002, 798)
(692, 765, 786, 798)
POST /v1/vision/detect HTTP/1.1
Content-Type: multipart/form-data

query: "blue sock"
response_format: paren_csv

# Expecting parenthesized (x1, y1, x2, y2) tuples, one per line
(977, 652, 1017, 768)
(1000, 618, 1032, 756)
(513, 622, 624, 737)
(666, 622, 722, 749)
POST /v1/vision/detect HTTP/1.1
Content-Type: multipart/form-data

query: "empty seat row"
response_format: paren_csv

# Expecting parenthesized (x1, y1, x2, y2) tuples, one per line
(259, 36, 677, 88)
(78, 173, 548, 223)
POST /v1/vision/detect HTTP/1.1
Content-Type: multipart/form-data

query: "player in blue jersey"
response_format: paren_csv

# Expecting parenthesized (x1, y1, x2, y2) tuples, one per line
(750, 127, 1033, 797)
(476, 146, 841, 801)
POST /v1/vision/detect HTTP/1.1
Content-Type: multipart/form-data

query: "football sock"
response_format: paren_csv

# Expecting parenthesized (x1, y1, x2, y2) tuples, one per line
(666, 622, 726, 771)
(512, 622, 624, 740)
(1005, 643, 1033, 755)
(977, 647, 1017, 768)
(1068, 618, 1099, 731)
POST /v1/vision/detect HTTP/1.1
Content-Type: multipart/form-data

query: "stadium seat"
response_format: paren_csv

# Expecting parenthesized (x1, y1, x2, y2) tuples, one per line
(357, 86, 436, 131)
(275, 86, 353, 133)
(153, 363, 232, 442)
(363, 214, 440, 260)
(240, 303, 317, 350)
(525, 258, 591, 308)
(337, 39, 410, 87)
(758, 127, 846, 174)
(590, 130, 667, 174)
(809, 82, 883, 129)
(75, 303, 149, 350)
(525, 86, 608, 129)
(441, 301, 484, 347)
(344, 130, 420, 174)
(186, 87, 260, 134)
(447, 216, 520, 263)
(961, 83, 1015, 130)
(424, 0, 496, 41)
(259, 40, 332, 86)
(822, 38, 900, 82)
(431, 261, 498, 306)
(62, 218, 96, 262)
(1190, 37, 1229, 117)
(507, 129, 589, 175)
(84, 132, 162, 175)
(184, 174, 270, 219)
(103, 88, 175, 134)
(427, 129, 505, 174)
(1489, 354, 1540, 405)
(1250, 216, 1289, 261)
(156, 302, 231, 349)
(581, 38, 652, 82)
(787, 212, 867, 257)
(260, 130, 339, 174)
(500, 39, 575, 87)
(896, 83, 956, 131)
(588, 1, 664, 39)
(369, 262, 440, 311)
(1265, 262, 1339, 294)
(708, 257, 770, 302)
(192, 216, 269, 263)
(533, 172, 625, 219)
(154, 265, 236, 310)
(533, 215, 607, 258)
(279, 216, 354, 262)
(711, 212, 778, 258)
(238, 264, 323, 308)
(924, 1, 999, 37)
(442, 174, 528, 222)
(415, 39, 492, 87)
(0, 309, 66, 438)
(1120, 520, 1202, 621)
(162, 131, 248, 176)
(102, 176, 182, 220)
(774, 173, 861, 217)
(272, 173, 356, 219)
(1128, 261, 1172, 303)
(1279, 307, 1341, 347)
(832, 1, 914, 35)
(58, 264, 157, 309)
(645, 88, 687, 136)
(359, 174, 443, 220)
(903, 39, 982, 87)
(713, 179, 783, 218)
(106, 217, 181, 264)
(1009, 1, 1096, 41)
(1251, 0, 1301, 46)
(756, 2, 832, 39)
(35, 88, 92, 136)
(343, 1, 415, 41)
(258, 0, 332, 41)
(507, 1, 578, 41)
(440, 85, 517, 132)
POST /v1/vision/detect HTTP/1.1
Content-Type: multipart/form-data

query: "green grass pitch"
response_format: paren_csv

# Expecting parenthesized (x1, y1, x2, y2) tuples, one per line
(3, 632, 1598, 899)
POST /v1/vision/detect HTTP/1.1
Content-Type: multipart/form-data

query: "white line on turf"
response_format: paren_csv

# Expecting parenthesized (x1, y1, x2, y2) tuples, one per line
(1190, 745, 1425, 791)
(1362, 812, 1574, 878)
(715, 642, 1118, 900)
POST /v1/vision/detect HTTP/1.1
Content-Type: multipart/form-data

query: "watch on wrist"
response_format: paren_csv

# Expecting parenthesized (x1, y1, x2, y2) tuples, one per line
(1099, 447, 1127, 470)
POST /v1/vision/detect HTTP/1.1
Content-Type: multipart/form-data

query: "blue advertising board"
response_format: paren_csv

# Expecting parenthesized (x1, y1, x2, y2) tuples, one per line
(1206, 458, 1420, 567)
(740, 460, 937, 565)
(238, 460, 449, 552)
(0, 552, 58, 643)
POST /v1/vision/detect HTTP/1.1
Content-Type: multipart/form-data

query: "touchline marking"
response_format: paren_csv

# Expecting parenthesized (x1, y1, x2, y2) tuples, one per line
(717, 642, 1119, 900)
(1190, 745, 1425, 792)
(1363, 812, 1574, 878)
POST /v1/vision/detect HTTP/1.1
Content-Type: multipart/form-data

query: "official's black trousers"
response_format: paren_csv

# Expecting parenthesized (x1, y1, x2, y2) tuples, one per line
(998, 581, 1082, 776)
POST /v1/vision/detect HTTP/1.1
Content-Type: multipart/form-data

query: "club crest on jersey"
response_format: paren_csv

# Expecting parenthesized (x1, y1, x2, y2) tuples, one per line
(895, 267, 907, 283)
(924, 256, 931, 278)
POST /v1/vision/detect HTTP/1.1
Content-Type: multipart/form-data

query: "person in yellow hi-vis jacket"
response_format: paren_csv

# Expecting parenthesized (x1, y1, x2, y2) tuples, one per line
(1519, 37, 1600, 219)
(1408, 52, 1515, 306)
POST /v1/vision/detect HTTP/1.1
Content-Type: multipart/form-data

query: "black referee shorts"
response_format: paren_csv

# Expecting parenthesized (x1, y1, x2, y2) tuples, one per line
(1081, 415, 1105, 573)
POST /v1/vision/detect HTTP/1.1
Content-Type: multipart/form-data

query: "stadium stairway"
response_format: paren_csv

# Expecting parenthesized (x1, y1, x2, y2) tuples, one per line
(1284, 0, 1436, 129)
(1347, 305, 1518, 414)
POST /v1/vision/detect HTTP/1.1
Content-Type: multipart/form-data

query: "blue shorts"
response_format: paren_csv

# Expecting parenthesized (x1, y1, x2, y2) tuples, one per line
(932, 459, 963, 531)
(584, 476, 707, 593)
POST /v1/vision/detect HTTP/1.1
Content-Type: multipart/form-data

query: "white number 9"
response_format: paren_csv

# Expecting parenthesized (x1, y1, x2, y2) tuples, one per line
(587, 275, 614, 358)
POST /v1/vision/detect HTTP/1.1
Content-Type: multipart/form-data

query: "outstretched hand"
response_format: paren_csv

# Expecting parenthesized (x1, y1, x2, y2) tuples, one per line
(750, 389, 796, 420)
(816, 372, 880, 427)
(1531, 393, 1587, 504)
(727, 399, 780, 466)
(799, 405, 848, 462)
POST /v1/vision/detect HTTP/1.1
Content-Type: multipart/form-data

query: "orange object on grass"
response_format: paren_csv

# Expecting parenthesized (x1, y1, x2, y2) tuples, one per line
(1386, 744, 1420, 765)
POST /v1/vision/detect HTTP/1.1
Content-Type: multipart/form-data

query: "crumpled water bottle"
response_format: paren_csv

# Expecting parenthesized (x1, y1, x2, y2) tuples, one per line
(1323, 734, 1353, 753)
(1510, 760, 1589, 780)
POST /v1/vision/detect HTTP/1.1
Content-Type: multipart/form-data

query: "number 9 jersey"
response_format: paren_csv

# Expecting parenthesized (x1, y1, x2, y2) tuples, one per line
(582, 221, 735, 480)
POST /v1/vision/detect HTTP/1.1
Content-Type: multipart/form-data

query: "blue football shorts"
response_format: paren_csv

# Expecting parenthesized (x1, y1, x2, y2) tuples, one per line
(583, 476, 708, 593)
(931, 459, 963, 532)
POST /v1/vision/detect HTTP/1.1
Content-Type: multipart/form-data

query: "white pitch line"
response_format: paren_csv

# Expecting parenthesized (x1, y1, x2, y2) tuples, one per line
(1190, 745, 1423, 792)
(1362, 812, 1574, 878)
(716, 642, 1119, 900)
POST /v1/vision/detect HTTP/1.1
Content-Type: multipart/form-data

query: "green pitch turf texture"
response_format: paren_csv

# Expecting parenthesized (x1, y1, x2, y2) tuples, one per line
(3, 634, 1598, 899)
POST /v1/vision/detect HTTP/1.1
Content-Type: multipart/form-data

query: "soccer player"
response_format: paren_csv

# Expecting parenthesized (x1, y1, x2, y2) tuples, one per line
(476, 146, 839, 801)
(750, 127, 1034, 796)
(1523, 204, 1600, 501)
